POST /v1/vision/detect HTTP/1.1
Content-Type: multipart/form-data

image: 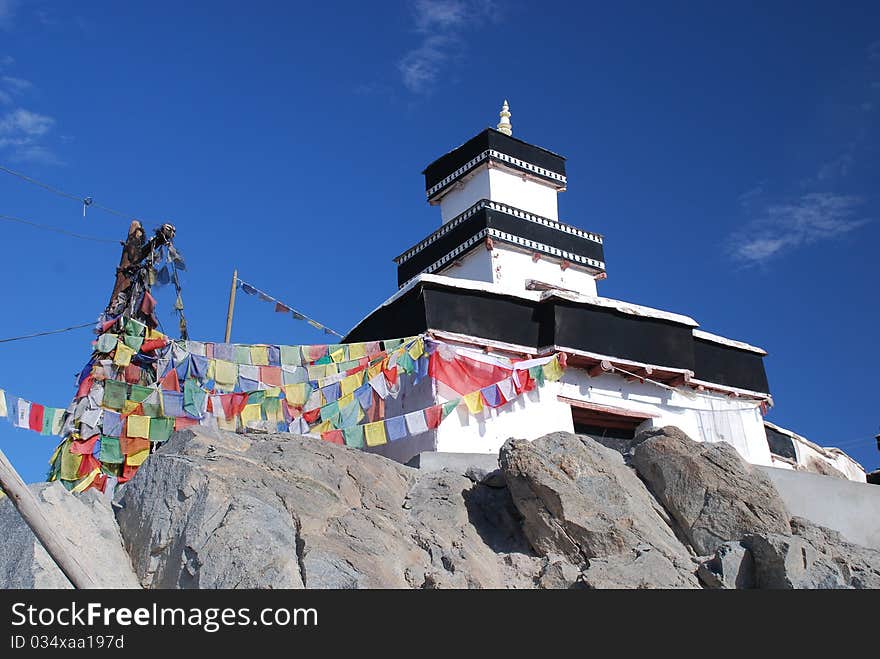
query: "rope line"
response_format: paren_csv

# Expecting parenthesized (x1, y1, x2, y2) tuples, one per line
(0, 321, 95, 345)
(0, 213, 118, 244)
(0, 163, 138, 219)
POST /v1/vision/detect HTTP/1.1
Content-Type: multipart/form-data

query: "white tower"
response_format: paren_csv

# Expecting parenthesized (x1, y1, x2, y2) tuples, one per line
(395, 102, 606, 296)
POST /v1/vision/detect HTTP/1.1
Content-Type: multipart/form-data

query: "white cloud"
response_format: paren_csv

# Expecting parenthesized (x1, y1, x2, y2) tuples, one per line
(731, 193, 869, 265)
(398, 0, 497, 94)
(10, 143, 63, 165)
(0, 108, 55, 136)
(817, 152, 854, 180)
(0, 0, 19, 29)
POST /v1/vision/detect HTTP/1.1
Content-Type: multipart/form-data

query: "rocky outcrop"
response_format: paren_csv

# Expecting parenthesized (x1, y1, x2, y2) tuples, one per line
(0, 482, 139, 589)
(4, 425, 878, 590)
(114, 428, 542, 589)
(741, 517, 880, 589)
(631, 426, 791, 555)
(499, 432, 700, 588)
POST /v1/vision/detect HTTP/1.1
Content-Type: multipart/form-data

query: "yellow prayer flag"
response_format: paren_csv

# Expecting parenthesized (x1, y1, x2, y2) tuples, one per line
(217, 415, 237, 431)
(310, 419, 334, 435)
(146, 328, 166, 341)
(206, 359, 216, 381)
(463, 391, 484, 414)
(122, 399, 140, 416)
(126, 448, 150, 466)
(50, 409, 65, 436)
(250, 345, 269, 366)
(59, 448, 83, 481)
(214, 359, 238, 386)
(337, 392, 355, 409)
(240, 403, 262, 426)
(71, 469, 100, 493)
(340, 373, 362, 397)
(348, 343, 366, 360)
(329, 346, 346, 363)
(127, 414, 151, 439)
(0, 389, 6, 418)
(542, 355, 564, 382)
(114, 341, 135, 367)
(367, 361, 384, 380)
(364, 420, 387, 447)
(284, 383, 308, 406)
(408, 338, 424, 360)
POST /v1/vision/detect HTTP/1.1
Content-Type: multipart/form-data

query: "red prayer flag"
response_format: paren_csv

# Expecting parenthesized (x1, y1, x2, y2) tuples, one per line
(140, 291, 157, 316)
(77, 453, 101, 478)
(120, 435, 149, 456)
(428, 351, 512, 396)
(70, 435, 100, 455)
(76, 374, 94, 399)
(383, 366, 398, 387)
(160, 368, 180, 392)
(141, 337, 168, 353)
(302, 407, 321, 424)
(28, 403, 44, 432)
(274, 302, 291, 313)
(321, 429, 344, 445)
(124, 364, 142, 384)
(424, 405, 443, 429)
(259, 366, 283, 388)
(120, 464, 138, 483)
(174, 417, 199, 431)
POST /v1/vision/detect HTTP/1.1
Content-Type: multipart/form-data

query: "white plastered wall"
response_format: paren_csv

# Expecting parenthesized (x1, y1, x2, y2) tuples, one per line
(438, 165, 561, 223)
(439, 243, 599, 296)
(433, 367, 774, 466)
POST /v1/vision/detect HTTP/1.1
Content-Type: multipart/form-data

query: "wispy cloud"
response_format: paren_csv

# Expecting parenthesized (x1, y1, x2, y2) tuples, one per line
(0, 59, 62, 165)
(398, 0, 497, 94)
(731, 192, 869, 265)
(0, 0, 19, 30)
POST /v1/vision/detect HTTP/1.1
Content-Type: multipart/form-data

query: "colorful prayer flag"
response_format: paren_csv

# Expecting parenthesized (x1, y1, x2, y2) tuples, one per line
(364, 420, 387, 447)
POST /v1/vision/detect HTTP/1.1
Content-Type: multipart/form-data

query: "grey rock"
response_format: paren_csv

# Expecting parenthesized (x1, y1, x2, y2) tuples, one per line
(537, 554, 583, 589)
(465, 465, 506, 488)
(499, 432, 699, 588)
(0, 481, 139, 589)
(115, 428, 542, 589)
(697, 542, 755, 589)
(631, 426, 791, 555)
(743, 517, 880, 589)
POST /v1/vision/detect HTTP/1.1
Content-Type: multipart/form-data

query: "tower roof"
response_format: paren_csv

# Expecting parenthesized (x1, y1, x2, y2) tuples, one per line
(422, 127, 566, 201)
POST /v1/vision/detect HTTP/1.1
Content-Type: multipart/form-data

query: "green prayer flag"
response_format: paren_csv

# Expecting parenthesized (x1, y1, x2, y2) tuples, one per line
(442, 399, 460, 418)
(383, 338, 404, 351)
(183, 379, 206, 418)
(321, 400, 340, 427)
(40, 408, 56, 436)
(280, 345, 302, 366)
(247, 390, 266, 405)
(397, 351, 415, 375)
(129, 384, 152, 403)
(263, 397, 281, 416)
(96, 333, 118, 353)
(234, 345, 252, 364)
(102, 379, 127, 411)
(124, 318, 146, 337)
(124, 334, 145, 352)
(142, 400, 162, 418)
(314, 354, 332, 365)
(148, 417, 174, 443)
(529, 365, 545, 386)
(343, 425, 364, 449)
(99, 435, 124, 464)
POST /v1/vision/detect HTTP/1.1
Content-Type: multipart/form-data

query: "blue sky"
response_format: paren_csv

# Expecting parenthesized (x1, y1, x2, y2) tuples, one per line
(0, 0, 877, 482)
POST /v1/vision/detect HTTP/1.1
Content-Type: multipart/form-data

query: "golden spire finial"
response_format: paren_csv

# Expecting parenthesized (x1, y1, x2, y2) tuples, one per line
(496, 99, 512, 136)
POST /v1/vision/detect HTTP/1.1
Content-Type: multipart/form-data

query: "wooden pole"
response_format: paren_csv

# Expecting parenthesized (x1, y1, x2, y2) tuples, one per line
(224, 268, 238, 343)
(0, 448, 98, 589)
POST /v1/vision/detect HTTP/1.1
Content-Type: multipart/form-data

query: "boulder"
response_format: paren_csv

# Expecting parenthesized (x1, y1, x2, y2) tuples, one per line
(499, 432, 699, 588)
(697, 541, 755, 589)
(114, 428, 542, 589)
(631, 426, 791, 555)
(0, 481, 139, 589)
(743, 517, 880, 589)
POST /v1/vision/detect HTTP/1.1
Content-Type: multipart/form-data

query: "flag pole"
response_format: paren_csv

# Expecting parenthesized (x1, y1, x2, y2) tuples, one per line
(224, 269, 237, 343)
(0, 448, 98, 588)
